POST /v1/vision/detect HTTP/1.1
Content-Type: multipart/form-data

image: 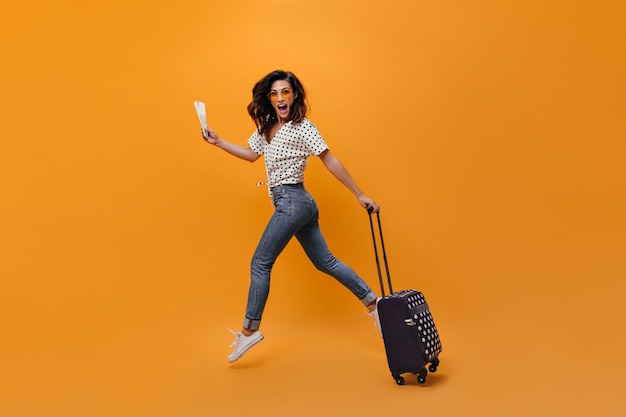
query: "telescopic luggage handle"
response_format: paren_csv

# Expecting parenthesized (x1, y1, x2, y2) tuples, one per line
(367, 206, 393, 297)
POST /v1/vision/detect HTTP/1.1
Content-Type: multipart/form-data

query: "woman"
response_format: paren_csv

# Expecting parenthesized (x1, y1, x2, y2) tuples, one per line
(202, 70, 381, 363)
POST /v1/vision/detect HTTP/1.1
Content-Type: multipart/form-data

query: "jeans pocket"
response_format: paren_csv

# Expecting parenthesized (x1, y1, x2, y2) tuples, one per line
(273, 195, 291, 216)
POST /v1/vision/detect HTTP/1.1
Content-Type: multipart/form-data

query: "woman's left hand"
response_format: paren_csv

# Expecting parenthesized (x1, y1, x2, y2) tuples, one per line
(359, 195, 380, 213)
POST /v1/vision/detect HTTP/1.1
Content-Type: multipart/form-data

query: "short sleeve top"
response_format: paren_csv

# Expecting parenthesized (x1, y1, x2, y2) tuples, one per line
(247, 118, 328, 187)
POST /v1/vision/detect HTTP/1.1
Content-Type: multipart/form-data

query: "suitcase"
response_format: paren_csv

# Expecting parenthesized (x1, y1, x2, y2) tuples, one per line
(367, 208, 442, 385)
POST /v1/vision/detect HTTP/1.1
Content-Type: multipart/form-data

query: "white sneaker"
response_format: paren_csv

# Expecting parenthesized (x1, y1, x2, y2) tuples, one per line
(367, 297, 383, 337)
(227, 329, 264, 363)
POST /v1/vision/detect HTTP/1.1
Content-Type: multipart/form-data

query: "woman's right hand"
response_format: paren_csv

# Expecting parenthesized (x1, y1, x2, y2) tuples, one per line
(200, 128, 260, 162)
(202, 126, 219, 145)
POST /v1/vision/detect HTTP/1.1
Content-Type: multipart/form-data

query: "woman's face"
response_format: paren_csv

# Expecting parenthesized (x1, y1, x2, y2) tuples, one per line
(268, 79, 295, 122)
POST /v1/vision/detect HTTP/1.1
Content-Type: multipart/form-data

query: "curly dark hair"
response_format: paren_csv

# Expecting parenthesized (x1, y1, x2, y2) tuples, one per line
(247, 70, 308, 139)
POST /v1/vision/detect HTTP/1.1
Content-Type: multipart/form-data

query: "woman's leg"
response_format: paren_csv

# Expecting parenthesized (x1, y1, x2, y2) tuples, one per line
(228, 190, 312, 362)
(243, 187, 316, 332)
(244, 214, 298, 331)
(296, 217, 381, 336)
(295, 211, 378, 307)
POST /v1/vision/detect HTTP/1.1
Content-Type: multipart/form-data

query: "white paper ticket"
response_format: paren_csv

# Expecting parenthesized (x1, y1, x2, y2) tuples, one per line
(194, 100, 208, 129)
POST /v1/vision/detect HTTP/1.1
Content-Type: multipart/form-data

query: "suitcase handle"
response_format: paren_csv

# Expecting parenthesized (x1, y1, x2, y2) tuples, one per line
(367, 206, 393, 296)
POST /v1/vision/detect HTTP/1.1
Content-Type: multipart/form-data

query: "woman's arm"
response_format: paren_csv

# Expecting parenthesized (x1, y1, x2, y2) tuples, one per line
(319, 149, 380, 212)
(202, 127, 260, 163)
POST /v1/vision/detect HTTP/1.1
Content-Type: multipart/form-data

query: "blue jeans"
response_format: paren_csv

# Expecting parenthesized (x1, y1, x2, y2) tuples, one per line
(243, 183, 378, 330)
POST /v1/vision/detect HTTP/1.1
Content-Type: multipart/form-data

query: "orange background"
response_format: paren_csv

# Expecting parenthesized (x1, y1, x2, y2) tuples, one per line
(1, 1, 625, 416)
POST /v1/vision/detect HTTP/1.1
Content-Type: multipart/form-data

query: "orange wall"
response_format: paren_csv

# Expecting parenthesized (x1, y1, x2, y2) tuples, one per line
(1, 0, 625, 415)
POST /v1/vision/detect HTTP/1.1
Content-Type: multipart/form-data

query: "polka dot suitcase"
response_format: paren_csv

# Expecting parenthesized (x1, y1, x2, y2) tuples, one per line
(368, 209, 442, 385)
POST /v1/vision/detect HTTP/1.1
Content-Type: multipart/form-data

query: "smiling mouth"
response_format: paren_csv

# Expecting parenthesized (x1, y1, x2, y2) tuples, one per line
(277, 104, 288, 112)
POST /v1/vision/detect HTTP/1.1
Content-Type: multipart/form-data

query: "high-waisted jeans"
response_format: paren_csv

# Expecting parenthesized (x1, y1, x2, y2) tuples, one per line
(243, 183, 378, 330)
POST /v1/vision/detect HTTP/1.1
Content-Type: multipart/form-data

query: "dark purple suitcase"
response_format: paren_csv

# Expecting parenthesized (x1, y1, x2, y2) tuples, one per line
(367, 209, 442, 385)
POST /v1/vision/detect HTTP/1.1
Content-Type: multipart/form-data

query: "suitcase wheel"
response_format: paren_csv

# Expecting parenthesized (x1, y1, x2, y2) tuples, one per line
(392, 368, 428, 385)
(428, 357, 440, 373)
(393, 374, 405, 385)
(417, 367, 428, 385)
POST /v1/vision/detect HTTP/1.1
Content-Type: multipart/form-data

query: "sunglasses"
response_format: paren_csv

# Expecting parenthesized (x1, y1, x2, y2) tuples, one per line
(267, 88, 293, 101)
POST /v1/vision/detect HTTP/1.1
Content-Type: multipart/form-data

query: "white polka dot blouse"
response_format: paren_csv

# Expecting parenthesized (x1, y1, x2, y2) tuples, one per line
(248, 118, 328, 187)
